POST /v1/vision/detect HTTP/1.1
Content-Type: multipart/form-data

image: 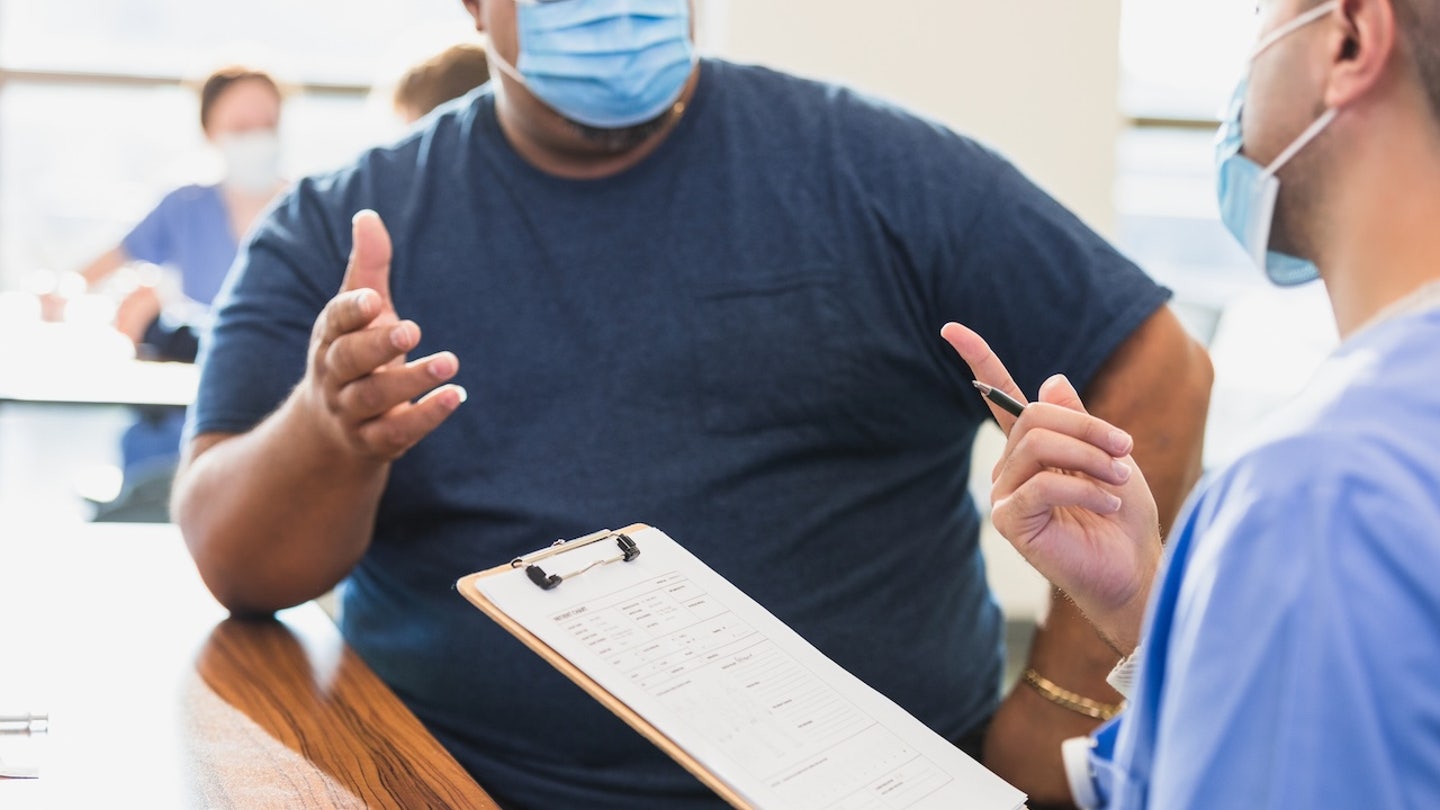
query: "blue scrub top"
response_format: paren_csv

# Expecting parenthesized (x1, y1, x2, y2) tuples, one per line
(122, 183, 238, 307)
(1085, 305, 1440, 809)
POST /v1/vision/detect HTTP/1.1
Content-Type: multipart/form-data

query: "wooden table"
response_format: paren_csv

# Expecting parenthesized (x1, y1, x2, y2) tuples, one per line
(0, 519, 498, 808)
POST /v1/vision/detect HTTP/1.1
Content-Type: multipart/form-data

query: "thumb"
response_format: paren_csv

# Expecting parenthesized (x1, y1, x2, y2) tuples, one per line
(341, 209, 393, 306)
(1038, 373, 1089, 414)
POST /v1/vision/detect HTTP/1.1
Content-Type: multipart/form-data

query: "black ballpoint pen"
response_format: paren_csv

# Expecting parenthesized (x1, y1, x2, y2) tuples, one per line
(972, 380, 1026, 418)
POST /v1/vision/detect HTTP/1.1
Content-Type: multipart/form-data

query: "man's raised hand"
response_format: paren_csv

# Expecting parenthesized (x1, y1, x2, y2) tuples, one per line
(302, 210, 464, 462)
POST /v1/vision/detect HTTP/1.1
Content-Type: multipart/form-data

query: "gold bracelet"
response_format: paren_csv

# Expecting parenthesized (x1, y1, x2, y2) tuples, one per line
(1021, 668, 1124, 721)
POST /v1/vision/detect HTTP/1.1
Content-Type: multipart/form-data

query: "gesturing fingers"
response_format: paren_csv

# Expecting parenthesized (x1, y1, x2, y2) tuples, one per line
(322, 319, 421, 387)
(334, 351, 459, 423)
(296, 210, 465, 464)
(940, 322, 1028, 432)
(993, 422, 1134, 505)
(342, 209, 394, 304)
(313, 288, 383, 346)
(993, 471, 1124, 546)
(355, 384, 467, 461)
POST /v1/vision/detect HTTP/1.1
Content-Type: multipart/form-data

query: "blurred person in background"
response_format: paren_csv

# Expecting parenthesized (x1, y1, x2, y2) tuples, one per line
(51, 66, 288, 357)
(393, 43, 490, 124)
(55, 66, 289, 520)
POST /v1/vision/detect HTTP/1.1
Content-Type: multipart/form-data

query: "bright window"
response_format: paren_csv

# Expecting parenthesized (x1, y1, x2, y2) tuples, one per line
(1114, 0, 1264, 338)
(0, 0, 479, 289)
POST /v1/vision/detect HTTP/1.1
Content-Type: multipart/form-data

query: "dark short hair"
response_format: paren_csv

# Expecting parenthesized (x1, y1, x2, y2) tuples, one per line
(393, 43, 491, 118)
(199, 67, 282, 132)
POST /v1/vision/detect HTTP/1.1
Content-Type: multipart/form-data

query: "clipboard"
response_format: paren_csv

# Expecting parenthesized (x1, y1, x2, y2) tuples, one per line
(457, 523, 751, 808)
(456, 523, 1026, 810)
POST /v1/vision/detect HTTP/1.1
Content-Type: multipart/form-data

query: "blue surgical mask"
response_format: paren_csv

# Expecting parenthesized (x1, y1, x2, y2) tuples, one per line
(490, 0, 696, 129)
(1215, 1, 1339, 286)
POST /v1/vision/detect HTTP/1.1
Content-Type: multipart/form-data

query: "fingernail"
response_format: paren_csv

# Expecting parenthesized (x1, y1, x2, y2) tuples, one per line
(453, 385, 468, 405)
(390, 323, 416, 349)
(1112, 459, 1132, 482)
(1110, 428, 1133, 455)
(429, 353, 457, 379)
(1105, 493, 1123, 513)
(352, 209, 373, 225)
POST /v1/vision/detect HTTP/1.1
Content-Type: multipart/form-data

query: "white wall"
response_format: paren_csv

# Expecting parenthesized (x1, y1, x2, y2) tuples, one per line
(701, 0, 1125, 238)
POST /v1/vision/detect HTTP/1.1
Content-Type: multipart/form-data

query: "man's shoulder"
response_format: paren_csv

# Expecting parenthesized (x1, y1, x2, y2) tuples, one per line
(704, 58, 987, 152)
(299, 88, 494, 200)
(148, 183, 221, 214)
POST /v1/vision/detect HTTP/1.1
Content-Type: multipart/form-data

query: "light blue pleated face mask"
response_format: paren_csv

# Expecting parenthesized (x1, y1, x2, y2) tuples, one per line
(491, 0, 696, 130)
(1216, 0, 1339, 286)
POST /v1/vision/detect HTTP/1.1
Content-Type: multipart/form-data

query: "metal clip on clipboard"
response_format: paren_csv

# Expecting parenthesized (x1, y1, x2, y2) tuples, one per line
(511, 528, 642, 591)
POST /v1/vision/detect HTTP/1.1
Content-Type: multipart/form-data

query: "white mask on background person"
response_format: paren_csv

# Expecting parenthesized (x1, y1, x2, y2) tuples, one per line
(218, 130, 283, 195)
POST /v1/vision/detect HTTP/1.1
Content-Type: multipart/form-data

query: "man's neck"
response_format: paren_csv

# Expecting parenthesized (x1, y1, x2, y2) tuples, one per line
(1319, 105, 1440, 338)
(493, 70, 700, 181)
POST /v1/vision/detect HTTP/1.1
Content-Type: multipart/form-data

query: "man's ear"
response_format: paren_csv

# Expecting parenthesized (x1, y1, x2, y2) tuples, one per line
(461, 0, 486, 32)
(1325, 0, 1398, 109)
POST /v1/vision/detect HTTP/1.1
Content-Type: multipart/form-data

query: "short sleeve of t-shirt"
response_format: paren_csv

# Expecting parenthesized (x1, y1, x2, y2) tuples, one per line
(938, 159, 1169, 406)
(189, 178, 350, 436)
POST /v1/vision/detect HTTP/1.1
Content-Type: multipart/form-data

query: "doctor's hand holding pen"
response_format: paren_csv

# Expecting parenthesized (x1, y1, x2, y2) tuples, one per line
(941, 322, 1160, 658)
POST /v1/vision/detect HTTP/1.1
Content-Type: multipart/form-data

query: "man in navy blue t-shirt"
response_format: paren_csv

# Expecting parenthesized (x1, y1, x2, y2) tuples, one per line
(173, 1, 1212, 808)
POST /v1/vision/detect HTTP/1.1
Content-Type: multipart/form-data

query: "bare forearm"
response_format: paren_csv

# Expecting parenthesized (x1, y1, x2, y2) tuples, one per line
(79, 246, 129, 289)
(173, 393, 389, 615)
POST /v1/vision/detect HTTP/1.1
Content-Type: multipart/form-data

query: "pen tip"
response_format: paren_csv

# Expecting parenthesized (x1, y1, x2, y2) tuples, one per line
(971, 380, 993, 395)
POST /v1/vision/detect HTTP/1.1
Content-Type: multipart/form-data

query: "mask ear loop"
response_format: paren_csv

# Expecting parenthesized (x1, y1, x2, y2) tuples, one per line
(1261, 106, 1339, 178)
(1250, 1, 1343, 178)
(486, 35, 528, 89)
(1253, 0, 1340, 58)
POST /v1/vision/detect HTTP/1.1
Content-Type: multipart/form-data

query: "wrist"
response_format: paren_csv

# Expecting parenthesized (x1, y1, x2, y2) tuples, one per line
(1025, 593, 1127, 704)
(1092, 555, 1157, 658)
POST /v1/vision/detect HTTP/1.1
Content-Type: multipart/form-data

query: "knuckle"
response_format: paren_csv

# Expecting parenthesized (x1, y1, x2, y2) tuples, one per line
(324, 339, 349, 375)
(310, 309, 330, 343)
(1012, 429, 1040, 460)
(1082, 416, 1113, 448)
(321, 386, 345, 418)
(324, 295, 354, 332)
(351, 379, 387, 415)
(376, 420, 412, 456)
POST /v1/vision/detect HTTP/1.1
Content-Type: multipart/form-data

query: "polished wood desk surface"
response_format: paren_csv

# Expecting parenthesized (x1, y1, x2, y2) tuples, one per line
(0, 518, 498, 808)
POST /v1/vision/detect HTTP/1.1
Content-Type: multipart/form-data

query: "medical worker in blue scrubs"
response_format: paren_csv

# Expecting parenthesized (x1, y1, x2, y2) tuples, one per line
(946, 0, 1440, 806)
(63, 67, 287, 516)
(62, 67, 287, 353)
